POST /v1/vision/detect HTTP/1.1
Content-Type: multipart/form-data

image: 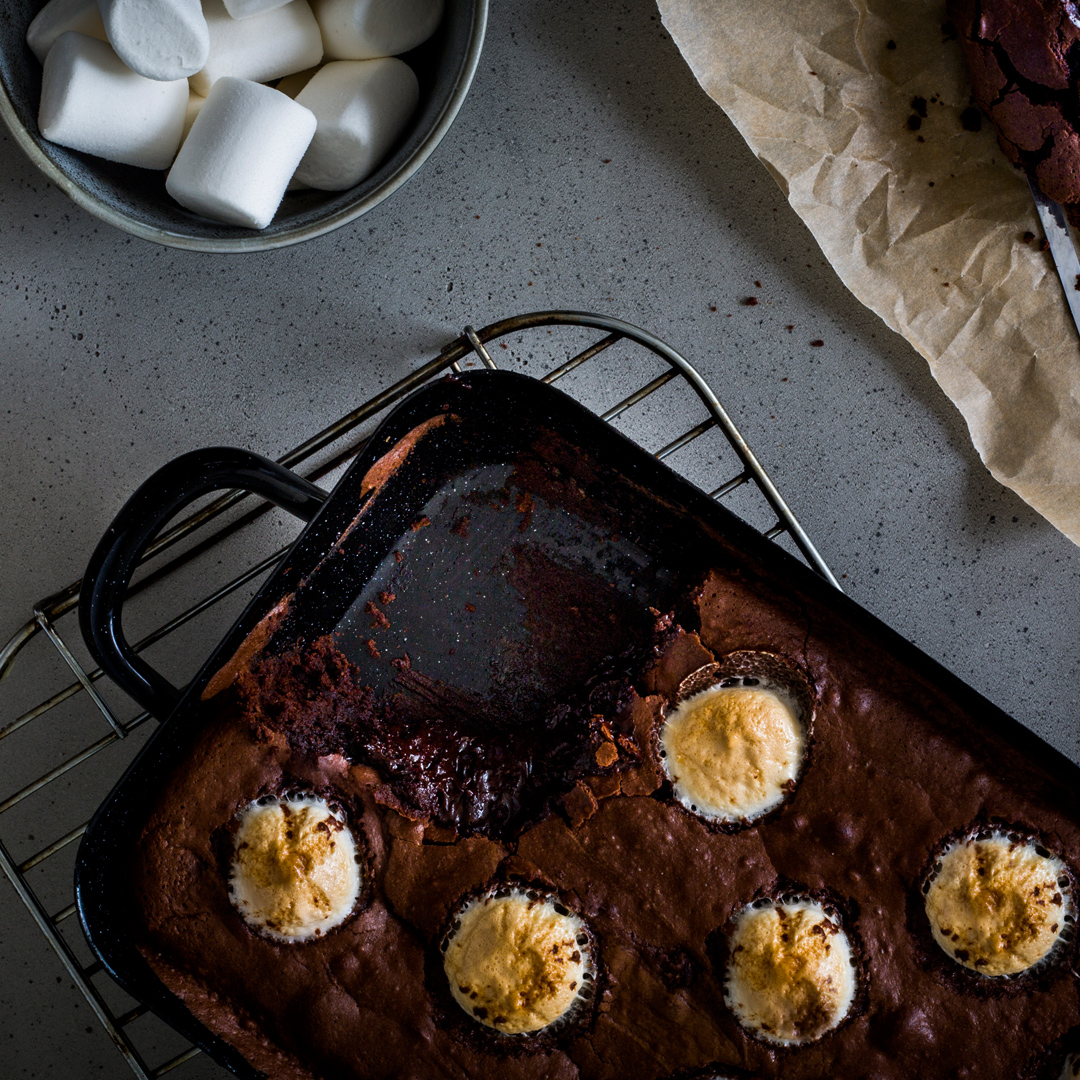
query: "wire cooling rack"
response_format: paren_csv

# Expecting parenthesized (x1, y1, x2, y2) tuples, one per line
(0, 310, 837, 1079)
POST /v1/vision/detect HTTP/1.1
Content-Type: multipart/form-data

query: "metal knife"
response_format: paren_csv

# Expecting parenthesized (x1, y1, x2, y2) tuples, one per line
(1029, 177, 1080, 337)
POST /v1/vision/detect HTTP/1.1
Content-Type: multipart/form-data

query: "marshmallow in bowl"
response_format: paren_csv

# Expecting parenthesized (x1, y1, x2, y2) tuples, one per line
(98, 0, 209, 81)
(39, 33, 188, 169)
(189, 0, 324, 96)
(294, 58, 418, 190)
(223, 0, 294, 19)
(312, 0, 443, 60)
(166, 77, 316, 228)
(26, 0, 106, 65)
(229, 793, 362, 942)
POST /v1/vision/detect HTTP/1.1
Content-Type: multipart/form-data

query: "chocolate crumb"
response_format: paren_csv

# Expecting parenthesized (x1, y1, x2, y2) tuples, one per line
(378, 591, 396, 606)
(886, 39, 896, 49)
(411, 516, 431, 532)
(1040, 239, 1050, 252)
(1022, 231, 1035, 244)
(515, 491, 535, 532)
(393, 550, 404, 563)
(365, 601, 390, 630)
(911, 96, 928, 118)
(907, 115, 922, 131)
(452, 515, 470, 538)
(595, 741, 619, 768)
(1074, 274, 1080, 291)
(810, 339, 825, 347)
(465, 603, 476, 613)
(365, 639, 381, 659)
(743, 297, 759, 306)
(959, 106, 982, 133)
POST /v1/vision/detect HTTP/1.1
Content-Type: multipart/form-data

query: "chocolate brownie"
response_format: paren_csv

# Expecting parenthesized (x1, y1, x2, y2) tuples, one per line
(129, 561, 1080, 1079)
(950, 0, 1080, 206)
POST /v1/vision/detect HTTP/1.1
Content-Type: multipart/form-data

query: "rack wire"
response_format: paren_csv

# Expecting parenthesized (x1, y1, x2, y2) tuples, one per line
(0, 310, 837, 1079)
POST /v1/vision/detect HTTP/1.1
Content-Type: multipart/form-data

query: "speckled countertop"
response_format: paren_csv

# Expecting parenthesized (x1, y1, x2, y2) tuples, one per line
(2, 1, 1079, 1077)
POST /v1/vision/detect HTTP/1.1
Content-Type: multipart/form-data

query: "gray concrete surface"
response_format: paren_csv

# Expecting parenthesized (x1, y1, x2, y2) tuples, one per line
(2, 0, 1079, 1076)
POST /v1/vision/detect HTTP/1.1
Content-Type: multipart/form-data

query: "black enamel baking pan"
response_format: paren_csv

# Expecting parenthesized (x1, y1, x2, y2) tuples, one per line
(74, 368, 1080, 1078)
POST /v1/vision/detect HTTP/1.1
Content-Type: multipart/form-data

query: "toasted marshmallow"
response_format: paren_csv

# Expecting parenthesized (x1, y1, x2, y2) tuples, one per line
(925, 831, 1071, 976)
(229, 794, 361, 942)
(661, 680, 805, 824)
(442, 888, 594, 1035)
(724, 898, 857, 1045)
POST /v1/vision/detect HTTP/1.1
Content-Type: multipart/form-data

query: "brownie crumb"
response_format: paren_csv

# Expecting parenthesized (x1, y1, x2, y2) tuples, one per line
(1022, 231, 1035, 244)
(393, 550, 404, 563)
(959, 106, 982, 133)
(378, 591, 396, 606)
(810, 339, 825, 347)
(907, 115, 922, 131)
(411, 516, 431, 532)
(365, 638, 381, 659)
(515, 490, 535, 532)
(886, 39, 896, 49)
(743, 297, 759, 306)
(911, 96, 928, 118)
(1040, 238, 1050, 252)
(365, 601, 390, 630)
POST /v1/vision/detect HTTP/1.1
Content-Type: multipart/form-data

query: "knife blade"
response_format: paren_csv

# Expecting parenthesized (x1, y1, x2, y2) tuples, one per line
(1029, 177, 1080, 338)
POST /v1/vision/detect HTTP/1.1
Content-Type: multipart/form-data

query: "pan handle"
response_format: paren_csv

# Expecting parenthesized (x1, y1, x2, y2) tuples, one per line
(79, 447, 328, 721)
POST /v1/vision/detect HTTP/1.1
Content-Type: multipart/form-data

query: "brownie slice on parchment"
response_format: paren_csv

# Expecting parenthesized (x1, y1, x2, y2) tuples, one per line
(950, 0, 1080, 217)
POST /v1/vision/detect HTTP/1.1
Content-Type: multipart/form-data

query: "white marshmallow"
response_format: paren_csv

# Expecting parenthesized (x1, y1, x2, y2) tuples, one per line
(294, 58, 417, 190)
(312, 0, 443, 60)
(223, 0, 292, 19)
(313, 0, 442, 60)
(190, 0, 323, 95)
(26, 0, 106, 65)
(166, 77, 316, 228)
(181, 90, 206, 142)
(99, 0, 209, 81)
(39, 33, 188, 169)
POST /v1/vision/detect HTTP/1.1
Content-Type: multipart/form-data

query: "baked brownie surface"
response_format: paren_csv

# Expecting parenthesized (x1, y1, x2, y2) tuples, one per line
(130, 562, 1080, 1080)
(950, 0, 1080, 205)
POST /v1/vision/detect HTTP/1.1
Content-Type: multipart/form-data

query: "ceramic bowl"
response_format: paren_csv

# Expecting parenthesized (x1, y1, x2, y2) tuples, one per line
(0, 0, 487, 251)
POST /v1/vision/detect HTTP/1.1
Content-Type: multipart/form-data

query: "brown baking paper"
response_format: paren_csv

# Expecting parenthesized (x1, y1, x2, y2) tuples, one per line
(657, 0, 1080, 543)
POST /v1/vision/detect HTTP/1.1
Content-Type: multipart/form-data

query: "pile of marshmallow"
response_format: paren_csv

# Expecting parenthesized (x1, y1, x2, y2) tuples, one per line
(27, 0, 442, 229)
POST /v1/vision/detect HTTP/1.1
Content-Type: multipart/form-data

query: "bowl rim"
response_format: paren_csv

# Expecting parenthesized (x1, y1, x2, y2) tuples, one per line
(0, 0, 488, 253)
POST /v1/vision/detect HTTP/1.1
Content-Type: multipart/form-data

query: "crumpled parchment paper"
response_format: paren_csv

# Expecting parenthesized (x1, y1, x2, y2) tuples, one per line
(657, 0, 1080, 544)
